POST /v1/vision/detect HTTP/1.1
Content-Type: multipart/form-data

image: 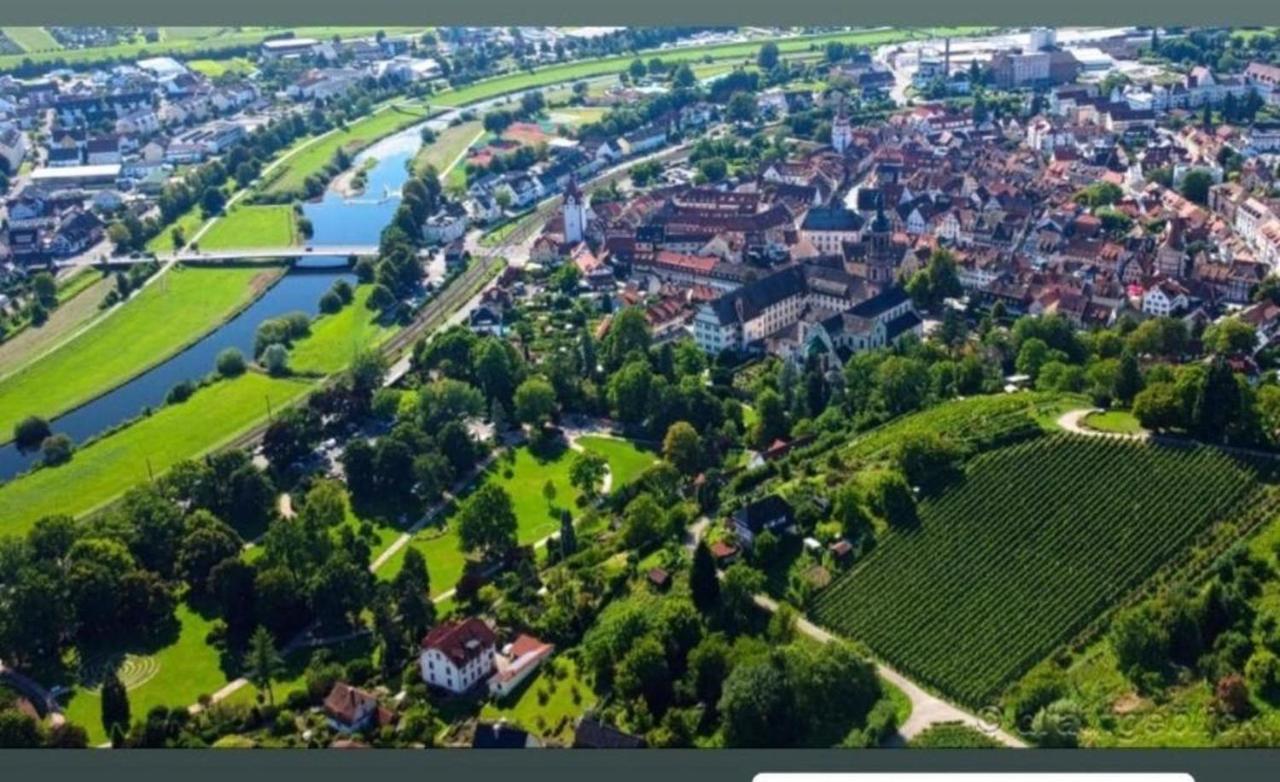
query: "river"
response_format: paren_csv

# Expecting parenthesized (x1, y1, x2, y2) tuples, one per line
(0, 118, 440, 483)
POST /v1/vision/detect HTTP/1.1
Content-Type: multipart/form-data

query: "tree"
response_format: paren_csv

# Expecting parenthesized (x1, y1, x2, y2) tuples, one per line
(870, 470, 917, 527)
(456, 484, 518, 555)
(569, 450, 608, 499)
(244, 625, 284, 705)
(1132, 381, 1183, 432)
(753, 388, 788, 448)
(558, 511, 577, 559)
(690, 540, 720, 615)
(216, 348, 247, 378)
(40, 434, 73, 467)
(392, 547, 434, 640)
(621, 493, 666, 551)
(719, 659, 795, 747)
(1203, 317, 1257, 356)
(615, 635, 672, 715)
(1114, 349, 1143, 406)
(720, 564, 766, 631)
(1180, 169, 1213, 205)
(261, 343, 290, 376)
(101, 669, 131, 746)
(13, 415, 51, 450)
(758, 42, 780, 69)
(833, 483, 872, 542)
(514, 376, 557, 428)
(602, 307, 651, 370)
(201, 186, 226, 215)
(1193, 356, 1243, 444)
(662, 420, 702, 475)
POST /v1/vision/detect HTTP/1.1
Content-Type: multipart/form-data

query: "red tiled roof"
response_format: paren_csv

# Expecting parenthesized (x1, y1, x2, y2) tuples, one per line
(421, 617, 497, 666)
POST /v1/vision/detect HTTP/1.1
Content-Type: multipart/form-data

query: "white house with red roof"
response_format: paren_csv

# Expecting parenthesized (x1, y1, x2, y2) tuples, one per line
(420, 617, 498, 694)
(488, 634, 555, 699)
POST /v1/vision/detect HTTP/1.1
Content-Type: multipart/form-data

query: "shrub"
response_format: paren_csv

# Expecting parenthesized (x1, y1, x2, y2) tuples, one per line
(216, 348, 247, 378)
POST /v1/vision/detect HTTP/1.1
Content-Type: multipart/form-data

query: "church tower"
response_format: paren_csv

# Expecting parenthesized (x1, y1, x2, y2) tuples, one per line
(832, 98, 853, 155)
(865, 202, 896, 285)
(563, 177, 588, 245)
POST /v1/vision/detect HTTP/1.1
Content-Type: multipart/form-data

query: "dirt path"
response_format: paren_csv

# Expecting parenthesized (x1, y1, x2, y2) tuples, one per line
(751, 594, 1027, 748)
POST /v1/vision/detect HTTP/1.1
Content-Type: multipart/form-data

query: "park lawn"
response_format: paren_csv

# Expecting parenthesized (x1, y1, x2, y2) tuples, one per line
(2, 26, 60, 52)
(0, 372, 314, 534)
(220, 634, 376, 709)
(577, 436, 657, 492)
(414, 121, 482, 178)
(261, 104, 432, 197)
(287, 285, 398, 376)
(480, 656, 596, 745)
(375, 524, 467, 599)
(1082, 408, 1144, 435)
(0, 264, 283, 440)
(546, 107, 607, 126)
(198, 205, 298, 250)
(492, 444, 584, 543)
(145, 205, 208, 253)
(61, 602, 230, 746)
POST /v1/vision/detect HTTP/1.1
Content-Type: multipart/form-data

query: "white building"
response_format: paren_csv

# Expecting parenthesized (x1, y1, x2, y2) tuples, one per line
(419, 618, 497, 694)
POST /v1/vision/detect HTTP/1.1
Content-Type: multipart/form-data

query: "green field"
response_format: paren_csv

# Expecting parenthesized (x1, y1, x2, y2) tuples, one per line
(198, 205, 299, 250)
(0, 270, 111, 369)
(577, 435, 657, 490)
(479, 656, 596, 744)
(1081, 409, 1144, 435)
(260, 104, 431, 197)
(908, 722, 1003, 748)
(432, 28, 983, 109)
(287, 285, 398, 376)
(0, 264, 283, 442)
(0, 372, 313, 534)
(145, 205, 208, 253)
(2, 27, 61, 52)
(812, 435, 1269, 707)
(414, 121, 482, 178)
(61, 602, 230, 746)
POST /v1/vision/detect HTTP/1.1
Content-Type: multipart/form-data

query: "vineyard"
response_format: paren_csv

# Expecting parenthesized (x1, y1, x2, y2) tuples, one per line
(812, 435, 1274, 707)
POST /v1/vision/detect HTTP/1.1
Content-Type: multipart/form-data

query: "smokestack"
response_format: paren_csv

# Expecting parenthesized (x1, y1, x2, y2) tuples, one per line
(944, 37, 951, 77)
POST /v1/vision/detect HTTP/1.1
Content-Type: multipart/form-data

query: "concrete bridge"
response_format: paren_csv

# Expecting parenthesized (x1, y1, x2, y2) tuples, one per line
(55, 244, 439, 267)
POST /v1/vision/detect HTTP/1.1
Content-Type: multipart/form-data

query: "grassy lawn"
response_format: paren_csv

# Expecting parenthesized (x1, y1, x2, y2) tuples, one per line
(260, 104, 431, 198)
(492, 443, 584, 543)
(185, 56, 254, 78)
(2, 26, 61, 52)
(0, 372, 313, 534)
(414, 121, 482, 178)
(145, 205, 209, 253)
(576, 435, 657, 491)
(198, 205, 298, 250)
(375, 524, 466, 598)
(288, 285, 398, 375)
(61, 602, 230, 746)
(546, 107, 607, 126)
(1081, 408, 1144, 435)
(480, 656, 596, 745)
(0, 264, 283, 441)
(0, 271, 113, 371)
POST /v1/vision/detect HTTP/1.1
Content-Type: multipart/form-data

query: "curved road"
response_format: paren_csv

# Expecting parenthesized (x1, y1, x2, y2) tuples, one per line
(1057, 408, 1148, 441)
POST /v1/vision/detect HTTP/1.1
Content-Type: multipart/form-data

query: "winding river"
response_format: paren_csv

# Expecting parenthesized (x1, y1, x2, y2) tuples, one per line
(0, 116, 443, 483)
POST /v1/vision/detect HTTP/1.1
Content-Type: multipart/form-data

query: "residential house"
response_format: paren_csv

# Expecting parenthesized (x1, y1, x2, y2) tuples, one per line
(323, 682, 393, 734)
(731, 494, 794, 548)
(420, 617, 497, 694)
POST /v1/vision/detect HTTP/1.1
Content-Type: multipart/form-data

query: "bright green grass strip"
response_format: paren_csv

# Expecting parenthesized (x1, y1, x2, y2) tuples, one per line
(198, 205, 298, 250)
(414, 121, 482, 177)
(145, 205, 208, 253)
(0, 372, 313, 534)
(0, 265, 282, 439)
(60, 602, 230, 746)
(261, 104, 431, 197)
(287, 285, 397, 376)
(2, 27, 61, 52)
(577, 435, 657, 492)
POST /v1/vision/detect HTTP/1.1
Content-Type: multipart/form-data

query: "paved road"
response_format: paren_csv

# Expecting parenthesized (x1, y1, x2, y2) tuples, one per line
(750, 593, 1027, 748)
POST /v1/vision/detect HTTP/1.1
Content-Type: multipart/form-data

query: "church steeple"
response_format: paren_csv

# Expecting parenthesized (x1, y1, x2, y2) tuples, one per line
(832, 96, 853, 155)
(563, 176, 587, 245)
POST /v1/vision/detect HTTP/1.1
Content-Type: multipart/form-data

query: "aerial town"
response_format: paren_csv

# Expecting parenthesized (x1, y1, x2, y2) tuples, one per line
(4, 24, 1280, 752)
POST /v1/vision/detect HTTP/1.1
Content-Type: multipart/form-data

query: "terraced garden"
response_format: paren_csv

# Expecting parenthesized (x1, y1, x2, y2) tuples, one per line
(812, 435, 1275, 707)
